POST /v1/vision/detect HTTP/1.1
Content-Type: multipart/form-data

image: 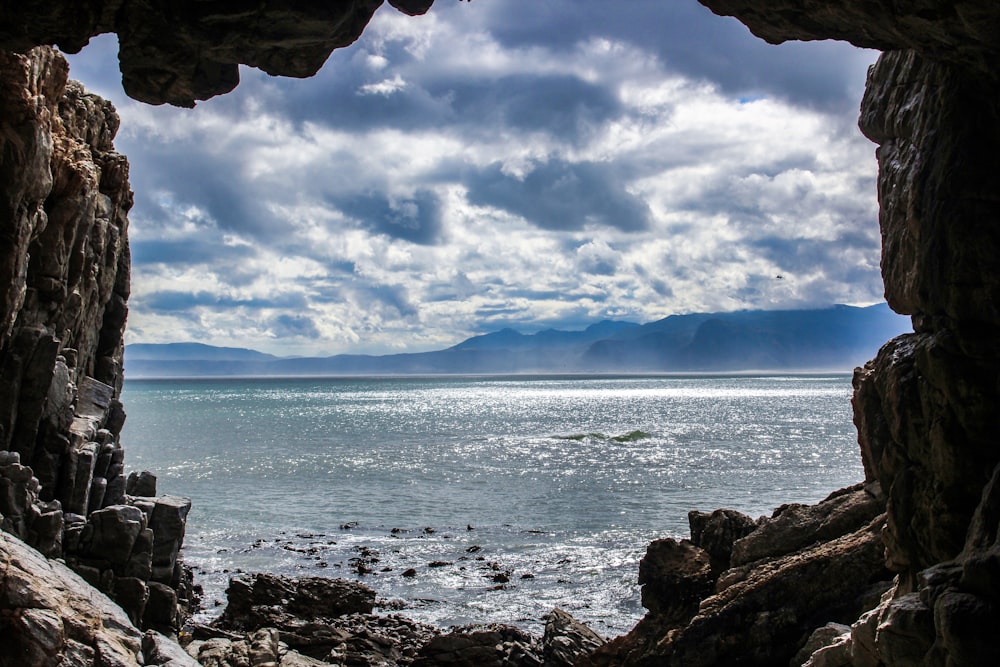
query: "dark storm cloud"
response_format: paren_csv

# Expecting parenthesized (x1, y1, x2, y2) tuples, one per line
(140, 291, 308, 312)
(466, 160, 652, 232)
(336, 189, 443, 245)
(131, 238, 255, 266)
(127, 141, 279, 240)
(464, 0, 874, 112)
(433, 74, 621, 142)
(268, 314, 321, 338)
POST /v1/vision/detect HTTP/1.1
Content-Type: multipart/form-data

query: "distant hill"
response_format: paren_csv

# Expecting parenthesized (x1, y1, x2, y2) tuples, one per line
(127, 342, 278, 362)
(581, 304, 908, 371)
(124, 304, 911, 378)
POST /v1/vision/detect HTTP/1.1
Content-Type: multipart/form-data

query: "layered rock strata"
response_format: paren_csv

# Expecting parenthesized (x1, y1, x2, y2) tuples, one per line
(0, 46, 192, 663)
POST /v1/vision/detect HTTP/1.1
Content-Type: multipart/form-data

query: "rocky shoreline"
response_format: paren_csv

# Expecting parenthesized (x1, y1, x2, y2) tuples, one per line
(171, 480, 889, 666)
(1, 474, 888, 666)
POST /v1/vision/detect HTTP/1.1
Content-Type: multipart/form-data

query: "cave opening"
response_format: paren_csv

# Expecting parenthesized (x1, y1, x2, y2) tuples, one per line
(3, 1, 1000, 665)
(59, 0, 891, 635)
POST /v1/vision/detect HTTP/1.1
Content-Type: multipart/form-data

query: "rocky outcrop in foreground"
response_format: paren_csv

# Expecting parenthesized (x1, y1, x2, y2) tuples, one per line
(583, 482, 889, 666)
(183, 572, 604, 667)
(0, 529, 198, 666)
(697, 2, 1000, 664)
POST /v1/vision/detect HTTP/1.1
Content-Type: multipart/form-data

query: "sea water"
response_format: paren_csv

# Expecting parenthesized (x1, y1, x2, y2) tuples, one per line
(120, 374, 862, 636)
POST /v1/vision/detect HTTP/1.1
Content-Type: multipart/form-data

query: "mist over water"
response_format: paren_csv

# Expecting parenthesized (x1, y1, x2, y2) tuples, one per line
(121, 374, 862, 635)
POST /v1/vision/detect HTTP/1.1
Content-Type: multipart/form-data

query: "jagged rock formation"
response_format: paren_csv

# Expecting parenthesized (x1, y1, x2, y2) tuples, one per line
(0, 0, 434, 107)
(1, 1, 1000, 665)
(696, 2, 1000, 664)
(583, 484, 890, 666)
(1, 47, 193, 665)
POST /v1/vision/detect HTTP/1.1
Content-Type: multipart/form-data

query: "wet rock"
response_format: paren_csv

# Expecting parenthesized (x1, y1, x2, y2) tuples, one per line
(216, 573, 376, 632)
(730, 483, 884, 567)
(688, 508, 758, 575)
(542, 608, 606, 667)
(412, 624, 542, 667)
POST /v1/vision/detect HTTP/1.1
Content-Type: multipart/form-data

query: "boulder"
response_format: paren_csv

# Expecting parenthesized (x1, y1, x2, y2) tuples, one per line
(142, 581, 179, 636)
(85, 504, 146, 568)
(542, 608, 606, 667)
(658, 517, 890, 666)
(126, 471, 157, 498)
(141, 630, 201, 666)
(412, 625, 542, 667)
(730, 483, 884, 567)
(637, 538, 714, 623)
(0, 530, 142, 666)
(148, 495, 191, 583)
(688, 508, 758, 574)
(216, 573, 376, 632)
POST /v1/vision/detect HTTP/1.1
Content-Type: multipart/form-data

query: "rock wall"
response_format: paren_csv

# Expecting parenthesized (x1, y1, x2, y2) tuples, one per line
(701, 3, 1000, 665)
(0, 47, 192, 665)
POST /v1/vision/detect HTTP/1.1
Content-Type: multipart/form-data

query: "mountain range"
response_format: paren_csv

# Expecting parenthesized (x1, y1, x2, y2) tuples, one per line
(123, 304, 911, 378)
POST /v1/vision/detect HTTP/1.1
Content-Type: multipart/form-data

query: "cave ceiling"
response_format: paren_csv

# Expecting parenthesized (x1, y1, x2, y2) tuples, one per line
(1, 1, 997, 107)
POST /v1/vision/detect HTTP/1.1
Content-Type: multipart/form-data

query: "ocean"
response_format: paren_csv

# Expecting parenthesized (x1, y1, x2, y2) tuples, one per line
(119, 374, 863, 636)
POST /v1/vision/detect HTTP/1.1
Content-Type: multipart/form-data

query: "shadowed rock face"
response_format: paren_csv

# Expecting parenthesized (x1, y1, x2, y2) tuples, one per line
(700, 0, 1000, 80)
(2, 1, 1000, 666)
(0, 0, 434, 106)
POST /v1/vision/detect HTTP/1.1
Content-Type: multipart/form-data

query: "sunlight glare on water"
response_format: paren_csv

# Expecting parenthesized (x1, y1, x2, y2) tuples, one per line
(121, 374, 862, 635)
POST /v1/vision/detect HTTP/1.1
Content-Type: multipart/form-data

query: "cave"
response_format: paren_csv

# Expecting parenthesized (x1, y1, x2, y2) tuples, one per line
(2, 1, 1000, 665)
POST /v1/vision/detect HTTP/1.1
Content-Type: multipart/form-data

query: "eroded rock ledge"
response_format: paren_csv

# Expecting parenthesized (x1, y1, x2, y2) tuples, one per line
(0, 0, 434, 107)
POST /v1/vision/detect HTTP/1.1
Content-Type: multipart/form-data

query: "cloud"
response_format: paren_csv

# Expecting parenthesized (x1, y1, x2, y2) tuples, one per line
(268, 314, 321, 338)
(466, 160, 652, 232)
(464, 0, 875, 113)
(336, 189, 443, 245)
(64, 2, 882, 356)
(575, 240, 620, 276)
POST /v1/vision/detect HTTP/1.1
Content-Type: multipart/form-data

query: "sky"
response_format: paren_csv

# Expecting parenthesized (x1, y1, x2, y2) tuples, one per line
(66, 0, 882, 357)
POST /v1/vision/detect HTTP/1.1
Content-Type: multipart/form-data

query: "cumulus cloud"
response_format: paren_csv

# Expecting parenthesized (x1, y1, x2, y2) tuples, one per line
(65, 0, 881, 356)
